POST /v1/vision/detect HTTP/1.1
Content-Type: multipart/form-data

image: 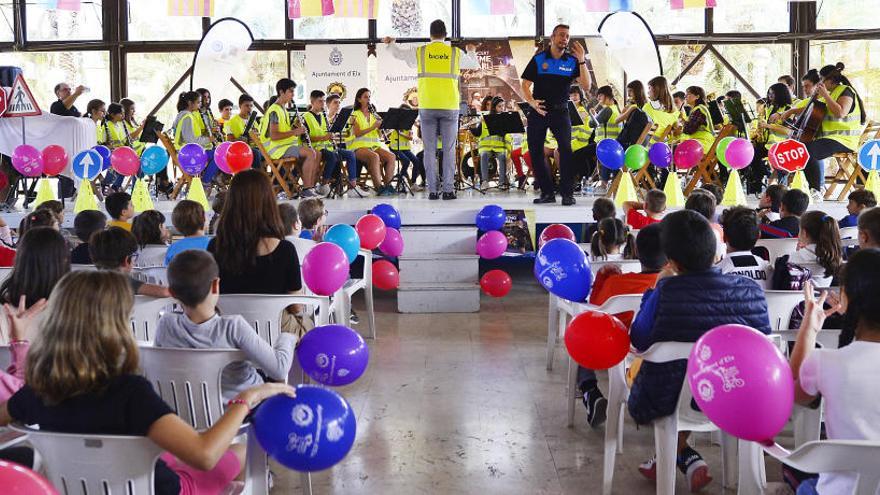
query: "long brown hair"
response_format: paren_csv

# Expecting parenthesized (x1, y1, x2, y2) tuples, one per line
(26, 271, 138, 405)
(647, 76, 674, 113)
(213, 169, 286, 275)
(596, 85, 619, 111)
(590, 217, 636, 260)
(0, 227, 70, 308)
(800, 211, 843, 279)
(627, 80, 647, 108)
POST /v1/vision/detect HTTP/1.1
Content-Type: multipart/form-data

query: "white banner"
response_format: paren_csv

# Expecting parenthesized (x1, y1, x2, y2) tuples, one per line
(305, 44, 368, 108)
(373, 43, 419, 112)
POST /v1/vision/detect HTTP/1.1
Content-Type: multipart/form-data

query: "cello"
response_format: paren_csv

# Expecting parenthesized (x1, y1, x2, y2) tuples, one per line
(790, 91, 827, 143)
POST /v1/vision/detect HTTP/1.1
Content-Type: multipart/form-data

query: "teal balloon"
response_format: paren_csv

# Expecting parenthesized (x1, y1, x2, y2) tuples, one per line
(323, 224, 360, 264)
(140, 145, 169, 175)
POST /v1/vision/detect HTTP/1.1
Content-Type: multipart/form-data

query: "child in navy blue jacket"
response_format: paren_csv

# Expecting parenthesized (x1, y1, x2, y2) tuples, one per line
(628, 210, 771, 492)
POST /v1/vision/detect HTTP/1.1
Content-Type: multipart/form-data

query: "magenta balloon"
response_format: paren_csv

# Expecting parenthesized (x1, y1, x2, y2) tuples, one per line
(302, 242, 349, 296)
(214, 141, 233, 174)
(378, 227, 404, 257)
(111, 146, 140, 176)
(476, 230, 508, 259)
(687, 324, 793, 444)
(674, 139, 704, 170)
(12, 144, 44, 177)
(725, 138, 755, 170)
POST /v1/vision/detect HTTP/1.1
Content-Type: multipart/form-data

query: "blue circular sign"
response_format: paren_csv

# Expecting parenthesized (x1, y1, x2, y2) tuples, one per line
(72, 150, 103, 180)
(858, 140, 880, 171)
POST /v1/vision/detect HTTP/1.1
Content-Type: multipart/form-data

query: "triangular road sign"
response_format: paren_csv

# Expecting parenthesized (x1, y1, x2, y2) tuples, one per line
(0, 87, 7, 117)
(5, 74, 42, 117)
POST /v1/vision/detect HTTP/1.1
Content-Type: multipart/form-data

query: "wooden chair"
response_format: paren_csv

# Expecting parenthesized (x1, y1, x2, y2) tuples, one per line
(157, 132, 191, 200)
(684, 124, 737, 195)
(632, 124, 677, 191)
(824, 120, 880, 201)
(249, 130, 297, 199)
(605, 122, 654, 198)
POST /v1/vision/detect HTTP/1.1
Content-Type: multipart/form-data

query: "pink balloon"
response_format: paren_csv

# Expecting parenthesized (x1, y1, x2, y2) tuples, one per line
(12, 144, 43, 177)
(687, 324, 793, 444)
(476, 230, 508, 259)
(0, 460, 58, 494)
(111, 146, 140, 176)
(379, 227, 404, 257)
(214, 141, 233, 174)
(725, 138, 755, 170)
(41, 145, 68, 176)
(674, 139, 704, 170)
(302, 242, 349, 296)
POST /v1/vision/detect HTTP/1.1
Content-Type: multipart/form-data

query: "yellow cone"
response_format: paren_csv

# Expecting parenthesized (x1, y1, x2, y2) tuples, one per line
(790, 170, 811, 205)
(663, 171, 686, 208)
(74, 180, 100, 213)
(865, 170, 880, 199)
(32, 177, 56, 209)
(187, 176, 210, 211)
(131, 179, 154, 212)
(614, 171, 638, 208)
(721, 169, 748, 206)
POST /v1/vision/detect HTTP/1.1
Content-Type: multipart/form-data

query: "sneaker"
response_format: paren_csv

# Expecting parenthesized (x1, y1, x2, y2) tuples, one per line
(350, 309, 360, 325)
(810, 189, 824, 203)
(677, 446, 713, 493)
(347, 184, 367, 198)
(428, 192, 440, 200)
(411, 183, 424, 192)
(378, 185, 394, 197)
(300, 188, 319, 198)
(582, 388, 608, 428)
(638, 456, 657, 481)
(442, 192, 456, 200)
(316, 183, 331, 196)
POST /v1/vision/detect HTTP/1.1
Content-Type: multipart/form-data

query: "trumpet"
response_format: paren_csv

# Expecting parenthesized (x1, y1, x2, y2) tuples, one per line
(368, 103, 390, 143)
(289, 104, 312, 148)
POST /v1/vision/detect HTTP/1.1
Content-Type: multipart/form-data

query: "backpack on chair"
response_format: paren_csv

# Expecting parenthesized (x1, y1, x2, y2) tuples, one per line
(771, 254, 812, 291)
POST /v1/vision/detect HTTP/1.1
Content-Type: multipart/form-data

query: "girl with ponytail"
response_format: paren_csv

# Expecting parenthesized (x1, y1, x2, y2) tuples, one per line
(791, 210, 843, 287)
(589, 217, 636, 261)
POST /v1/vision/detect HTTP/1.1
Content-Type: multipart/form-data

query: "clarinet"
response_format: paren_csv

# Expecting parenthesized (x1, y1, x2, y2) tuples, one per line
(102, 118, 120, 148)
(290, 104, 312, 148)
(321, 108, 337, 152)
(199, 110, 218, 146)
(206, 108, 226, 143)
(368, 103, 390, 143)
(122, 120, 135, 148)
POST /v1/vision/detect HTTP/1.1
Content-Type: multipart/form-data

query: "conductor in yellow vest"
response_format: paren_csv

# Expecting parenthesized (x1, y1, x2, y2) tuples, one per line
(262, 78, 319, 198)
(383, 20, 479, 200)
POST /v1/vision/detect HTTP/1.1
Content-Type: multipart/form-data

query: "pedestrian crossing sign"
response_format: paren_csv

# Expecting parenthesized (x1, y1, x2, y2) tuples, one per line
(5, 74, 41, 117)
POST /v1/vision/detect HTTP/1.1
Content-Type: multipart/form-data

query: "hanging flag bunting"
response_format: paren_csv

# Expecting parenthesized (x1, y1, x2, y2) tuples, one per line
(472, 0, 516, 15)
(167, 0, 214, 17)
(288, 0, 335, 18)
(40, 0, 82, 11)
(584, 0, 632, 12)
(670, 0, 716, 9)
(332, 0, 379, 18)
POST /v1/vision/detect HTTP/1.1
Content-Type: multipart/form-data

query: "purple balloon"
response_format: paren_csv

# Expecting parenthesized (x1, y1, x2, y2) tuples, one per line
(379, 227, 404, 257)
(214, 141, 233, 174)
(476, 230, 508, 259)
(178, 143, 208, 176)
(296, 324, 369, 386)
(648, 142, 673, 169)
(11, 144, 43, 177)
(725, 138, 755, 170)
(302, 242, 349, 296)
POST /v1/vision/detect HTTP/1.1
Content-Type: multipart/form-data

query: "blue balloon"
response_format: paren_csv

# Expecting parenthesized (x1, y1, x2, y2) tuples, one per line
(92, 145, 112, 171)
(533, 238, 592, 302)
(323, 224, 360, 264)
(72, 150, 103, 180)
(596, 139, 624, 171)
(371, 203, 401, 230)
(140, 145, 169, 175)
(475, 204, 506, 232)
(296, 324, 369, 386)
(253, 386, 357, 472)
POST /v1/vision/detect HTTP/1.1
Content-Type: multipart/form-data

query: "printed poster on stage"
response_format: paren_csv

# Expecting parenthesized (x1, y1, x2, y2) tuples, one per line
(503, 209, 536, 254)
(456, 41, 525, 113)
(305, 44, 368, 108)
(374, 42, 419, 112)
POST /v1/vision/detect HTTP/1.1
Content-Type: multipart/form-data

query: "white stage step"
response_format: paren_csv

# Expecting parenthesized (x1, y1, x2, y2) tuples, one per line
(397, 282, 480, 313)
(399, 254, 479, 285)
(400, 226, 476, 256)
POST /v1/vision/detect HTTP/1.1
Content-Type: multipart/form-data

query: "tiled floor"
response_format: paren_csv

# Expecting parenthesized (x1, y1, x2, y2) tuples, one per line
(273, 266, 791, 494)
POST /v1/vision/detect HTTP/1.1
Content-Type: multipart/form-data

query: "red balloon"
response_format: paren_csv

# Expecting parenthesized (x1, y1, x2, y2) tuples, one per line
(564, 311, 630, 370)
(480, 270, 512, 298)
(539, 224, 576, 247)
(41, 144, 69, 176)
(356, 214, 387, 250)
(226, 141, 254, 174)
(372, 260, 399, 291)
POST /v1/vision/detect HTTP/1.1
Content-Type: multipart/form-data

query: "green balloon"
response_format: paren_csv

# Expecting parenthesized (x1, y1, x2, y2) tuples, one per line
(624, 144, 649, 171)
(715, 136, 736, 169)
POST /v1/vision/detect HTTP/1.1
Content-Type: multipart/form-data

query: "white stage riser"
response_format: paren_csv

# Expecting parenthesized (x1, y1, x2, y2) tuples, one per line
(400, 226, 477, 256)
(397, 284, 481, 314)
(398, 255, 480, 285)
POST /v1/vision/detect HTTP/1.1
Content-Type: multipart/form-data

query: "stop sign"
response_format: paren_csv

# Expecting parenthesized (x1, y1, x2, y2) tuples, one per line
(768, 139, 810, 173)
(0, 88, 7, 117)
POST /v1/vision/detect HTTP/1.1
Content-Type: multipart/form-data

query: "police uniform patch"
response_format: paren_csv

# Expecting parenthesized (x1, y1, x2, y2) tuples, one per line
(541, 62, 549, 70)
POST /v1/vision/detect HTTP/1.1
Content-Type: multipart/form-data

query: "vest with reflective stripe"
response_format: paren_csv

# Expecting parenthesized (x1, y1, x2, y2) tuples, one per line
(477, 122, 506, 153)
(416, 42, 460, 111)
(388, 130, 411, 151)
(349, 109, 384, 151)
(682, 104, 714, 153)
(174, 112, 204, 148)
(595, 105, 621, 142)
(262, 104, 299, 159)
(571, 104, 592, 151)
(224, 114, 247, 140)
(122, 121, 145, 154)
(303, 111, 332, 151)
(642, 102, 679, 143)
(545, 130, 557, 149)
(762, 105, 790, 150)
(818, 84, 862, 151)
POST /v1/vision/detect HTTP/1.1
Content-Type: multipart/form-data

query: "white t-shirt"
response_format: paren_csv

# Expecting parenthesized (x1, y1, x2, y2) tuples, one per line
(286, 235, 316, 295)
(800, 341, 880, 495)
(717, 250, 772, 289)
(789, 244, 834, 288)
(135, 244, 168, 269)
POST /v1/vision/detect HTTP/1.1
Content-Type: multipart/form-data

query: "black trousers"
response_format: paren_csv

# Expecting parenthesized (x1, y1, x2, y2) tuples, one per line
(527, 108, 574, 196)
(573, 144, 596, 180)
(805, 138, 850, 191)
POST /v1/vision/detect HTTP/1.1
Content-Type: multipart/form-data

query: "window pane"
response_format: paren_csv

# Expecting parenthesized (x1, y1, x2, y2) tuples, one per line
(128, 0, 203, 41)
(293, 17, 367, 39)
(714, 0, 789, 33)
(126, 52, 194, 127)
(460, 0, 535, 37)
(211, 0, 286, 39)
(290, 50, 308, 105)
(817, 0, 880, 30)
(377, 0, 451, 38)
(811, 39, 880, 124)
(544, 0, 607, 36)
(231, 51, 289, 109)
(26, 0, 103, 42)
(0, 50, 110, 110)
(637, 0, 704, 34)
(0, 0, 14, 42)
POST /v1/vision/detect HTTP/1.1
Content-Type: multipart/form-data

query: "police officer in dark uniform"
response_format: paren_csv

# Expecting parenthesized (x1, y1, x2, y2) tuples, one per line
(521, 24, 591, 206)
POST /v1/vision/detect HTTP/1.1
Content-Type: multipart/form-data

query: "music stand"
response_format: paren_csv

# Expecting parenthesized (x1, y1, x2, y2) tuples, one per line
(723, 98, 755, 137)
(381, 108, 419, 196)
(482, 112, 525, 190)
(567, 101, 585, 126)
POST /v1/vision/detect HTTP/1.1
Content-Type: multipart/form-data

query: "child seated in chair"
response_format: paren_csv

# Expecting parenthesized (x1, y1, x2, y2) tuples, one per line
(165, 200, 210, 265)
(760, 188, 808, 239)
(89, 227, 170, 298)
(718, 207, 772, 289)
(757, 184, 786, 223)
(280, 203, 313, 267)
(105, 191, 134, 232)
(628, 210, 770, 492)
(839, 189, 876, 228)
(156, 250, 297, 399)
(587, 197, 615, 242)
(297, 197, 327, 241)
(71, 210, 107, 265)
(623, 189, 666, 230)
(790, 252, 880, 495)
(589, 217, 636, 262)
(132, 210, 170, 268)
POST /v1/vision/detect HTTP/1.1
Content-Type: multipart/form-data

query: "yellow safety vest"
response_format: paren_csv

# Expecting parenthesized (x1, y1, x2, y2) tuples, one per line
(642, 102, 679, 143)
(595, 105, 621, 142)
(571, 104, 592, 152)
(349, 109, 385, 151)
(261, 103, 299, 159)
(477, 122, 507, 154)
(174, 112, 203, 148)
(681, 104, 714, 153)
(95, 120, 108, 146)
(303, 111, 333, 151)
(762, 105, 790, 150)
(818, 84, 863, 151)
(545, 130, 557, 149)
(416, 41, 461, 111)
(106, 121, 125, 146)
(388, 129, 412, 151)
(224, 114, 247, 140)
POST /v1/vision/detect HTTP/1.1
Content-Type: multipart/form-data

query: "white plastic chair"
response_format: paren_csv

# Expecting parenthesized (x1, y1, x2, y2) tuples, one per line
(217, 294, 330, 346)
(589, 259, 643, 281)
(764, 290, 804, 332)
(131, 295, 175, 342)
(763, 440, 880, 495)
(133, 266, 168, 286)
(0, 344, 10, 371)
(755, 238, 799, 265)
(70, 263, 98, 271)
(839, 226, 858, 239)
(330, 249, 376, 340)
(0, 266, 11, 283)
